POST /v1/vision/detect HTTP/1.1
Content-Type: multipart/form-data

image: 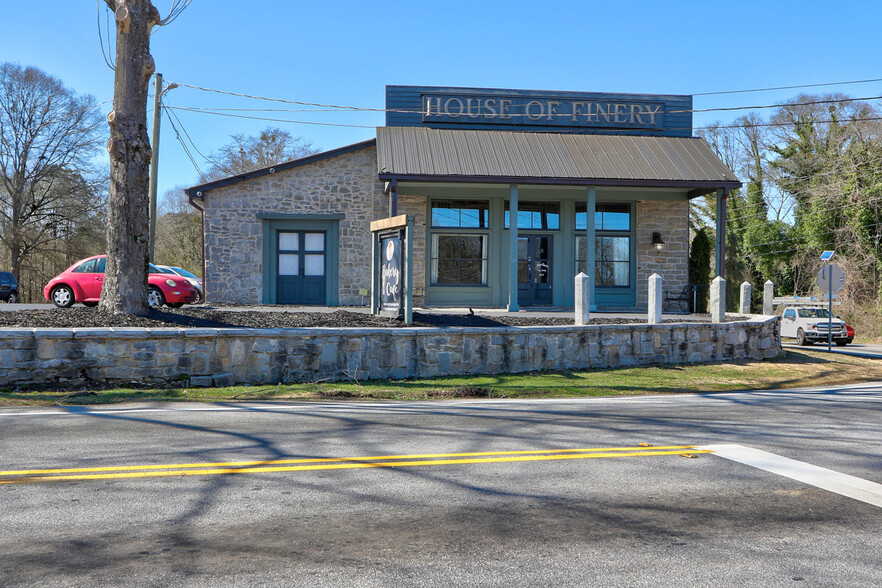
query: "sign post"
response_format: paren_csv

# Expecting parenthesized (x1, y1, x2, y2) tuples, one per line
(816, 251, 844, 352)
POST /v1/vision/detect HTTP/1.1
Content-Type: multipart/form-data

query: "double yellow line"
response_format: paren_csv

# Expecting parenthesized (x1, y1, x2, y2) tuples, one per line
(0, 445, 710, 485)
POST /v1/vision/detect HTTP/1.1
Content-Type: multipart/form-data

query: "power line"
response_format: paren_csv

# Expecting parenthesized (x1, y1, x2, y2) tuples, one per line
(736, 220, 882, 259)
(164, 109, 203, 178)
(166, 106, 376, 129)
(96, 0, 114, 71)
(164, 100, 210, 162)
(693, 77, 882, 97)
(169, 81, 882, 119)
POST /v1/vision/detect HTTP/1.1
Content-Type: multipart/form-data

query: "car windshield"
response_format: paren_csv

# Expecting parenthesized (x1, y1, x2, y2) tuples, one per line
(170, 267, 199, 279)
(797, 308, 832, 318)
(150, 264, 175, 274)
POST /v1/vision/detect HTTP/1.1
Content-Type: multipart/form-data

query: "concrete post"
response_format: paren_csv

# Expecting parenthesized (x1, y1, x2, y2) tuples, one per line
(739, 281, 752, 315)
(710, 276, 726, 323)
(648, 273, 663, 324)
(763, 280, 774, 315)
(575, 272, 590, 326)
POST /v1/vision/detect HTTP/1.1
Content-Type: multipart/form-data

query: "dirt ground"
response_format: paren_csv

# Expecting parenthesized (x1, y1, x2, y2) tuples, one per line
(0, 307, 674, 329)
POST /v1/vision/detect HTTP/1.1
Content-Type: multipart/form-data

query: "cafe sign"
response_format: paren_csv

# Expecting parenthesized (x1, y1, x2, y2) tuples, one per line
(380, 232, 403, 313)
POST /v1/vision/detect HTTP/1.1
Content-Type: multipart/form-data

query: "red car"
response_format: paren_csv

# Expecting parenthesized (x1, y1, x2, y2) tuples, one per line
(44, 255, 198, 309)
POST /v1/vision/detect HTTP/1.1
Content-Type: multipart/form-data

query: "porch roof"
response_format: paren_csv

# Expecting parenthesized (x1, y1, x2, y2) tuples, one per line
(377, 126, 740, 194)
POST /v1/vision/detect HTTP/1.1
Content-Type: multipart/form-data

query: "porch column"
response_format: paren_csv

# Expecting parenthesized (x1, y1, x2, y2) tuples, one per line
(508, 184, 519, 312)
(587, 187, 597, 311)
(715, 188, 728, 278)
(388, 178, 398, 217)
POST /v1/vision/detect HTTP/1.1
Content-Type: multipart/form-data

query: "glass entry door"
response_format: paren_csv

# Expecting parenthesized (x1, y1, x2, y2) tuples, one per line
(277, 231, 326, 305)
(517, 235, 552, 306)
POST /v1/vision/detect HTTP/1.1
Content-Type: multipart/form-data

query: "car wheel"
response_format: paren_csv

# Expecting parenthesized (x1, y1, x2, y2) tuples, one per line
(51, 286, 75, 308)
(836, 341, 848, 347)
(7, 291, 17, 303)
(796, 328, 811, 346)
(147, 286, 165, 309)
(82, 301, 98, 307)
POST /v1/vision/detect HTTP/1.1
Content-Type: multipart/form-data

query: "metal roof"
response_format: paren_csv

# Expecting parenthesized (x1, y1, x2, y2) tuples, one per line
(377, 127, 740, 191)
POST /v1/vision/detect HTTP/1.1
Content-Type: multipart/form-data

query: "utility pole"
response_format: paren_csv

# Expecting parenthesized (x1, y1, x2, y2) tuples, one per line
(147, 72, 162, 262)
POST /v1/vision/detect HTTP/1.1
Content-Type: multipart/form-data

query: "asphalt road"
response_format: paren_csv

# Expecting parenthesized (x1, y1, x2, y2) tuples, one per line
(782, 341, 882, 358)
(2, 385, 881, 587)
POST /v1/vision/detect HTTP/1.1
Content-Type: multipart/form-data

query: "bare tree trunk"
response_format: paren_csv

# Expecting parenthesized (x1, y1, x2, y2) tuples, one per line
(99, 0, 159, 314)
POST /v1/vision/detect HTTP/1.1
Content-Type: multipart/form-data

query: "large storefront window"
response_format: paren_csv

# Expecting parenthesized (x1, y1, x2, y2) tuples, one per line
(430, 234, 488, 285)
(504, 201, 560, 229)
(574, 203, 632, 287)
(430, 200, 489, 286)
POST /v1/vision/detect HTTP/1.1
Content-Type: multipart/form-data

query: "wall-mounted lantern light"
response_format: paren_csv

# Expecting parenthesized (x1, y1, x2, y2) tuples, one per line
(652, 232, 665, 252)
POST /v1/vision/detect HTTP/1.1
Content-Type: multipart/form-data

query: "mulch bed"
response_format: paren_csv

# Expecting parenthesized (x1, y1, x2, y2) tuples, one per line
(0, 307, 679, 329)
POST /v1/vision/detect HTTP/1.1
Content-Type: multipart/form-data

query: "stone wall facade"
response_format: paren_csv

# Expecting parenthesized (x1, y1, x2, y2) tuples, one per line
(0, 317, 782, 388)
(636, 199, 689, 310)
(201, 145, 386, 305)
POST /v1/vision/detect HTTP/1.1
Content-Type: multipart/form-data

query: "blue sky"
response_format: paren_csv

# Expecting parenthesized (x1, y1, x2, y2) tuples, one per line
(3, 1, 882, 203)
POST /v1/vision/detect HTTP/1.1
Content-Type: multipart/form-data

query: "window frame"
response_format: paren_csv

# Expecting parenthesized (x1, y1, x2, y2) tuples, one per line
(428, 198, 491, 288)
(574, 201, 634, 289)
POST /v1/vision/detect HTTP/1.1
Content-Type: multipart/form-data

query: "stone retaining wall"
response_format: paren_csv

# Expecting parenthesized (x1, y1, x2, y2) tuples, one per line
(0, 317, 781, 388)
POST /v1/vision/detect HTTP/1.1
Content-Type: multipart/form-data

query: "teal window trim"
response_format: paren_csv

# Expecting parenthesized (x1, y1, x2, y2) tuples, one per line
(258, 213, 344, 220)
(574, 201, 636, 293)
(262, 218, 339, 305)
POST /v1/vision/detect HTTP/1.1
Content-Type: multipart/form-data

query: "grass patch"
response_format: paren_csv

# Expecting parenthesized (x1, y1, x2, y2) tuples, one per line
(1, 349, 880, 407)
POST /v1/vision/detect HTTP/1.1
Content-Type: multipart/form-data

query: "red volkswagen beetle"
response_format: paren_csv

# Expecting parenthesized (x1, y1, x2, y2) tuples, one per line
(44, 255, 198, 309)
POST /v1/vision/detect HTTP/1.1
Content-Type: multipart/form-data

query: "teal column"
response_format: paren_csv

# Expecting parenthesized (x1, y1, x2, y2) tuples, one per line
(587, 187, 596, 312)
(508, 184, 519, 312)
(715, 188, 728, 279)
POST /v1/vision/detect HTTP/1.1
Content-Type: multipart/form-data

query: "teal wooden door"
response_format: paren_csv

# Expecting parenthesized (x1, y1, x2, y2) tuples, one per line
(277, 231, 326, 305)
(517, 236, 552, 306)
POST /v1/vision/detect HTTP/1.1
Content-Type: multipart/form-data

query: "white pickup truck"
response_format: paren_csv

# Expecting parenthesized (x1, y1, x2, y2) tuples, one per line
(780, 306, 852, 346)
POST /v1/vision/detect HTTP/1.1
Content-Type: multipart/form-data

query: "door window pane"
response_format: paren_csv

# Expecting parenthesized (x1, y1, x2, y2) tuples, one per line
(304, 233, 324, 251)
(279, 233, 299, 251)
(304, 254, 324, 276)
(279, 254, 299, 275)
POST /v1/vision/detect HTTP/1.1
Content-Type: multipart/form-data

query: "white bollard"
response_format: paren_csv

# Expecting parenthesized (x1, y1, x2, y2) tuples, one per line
(710, 276, 726, 323)
(740, 281, 752, 315)
(648, 273, 663, 324)
(575, 272, 590, 326)
(763, 280, 774, 315)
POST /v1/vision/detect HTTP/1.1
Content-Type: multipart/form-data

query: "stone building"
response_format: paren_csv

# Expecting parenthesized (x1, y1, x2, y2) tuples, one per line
(185, 85, 740, 310)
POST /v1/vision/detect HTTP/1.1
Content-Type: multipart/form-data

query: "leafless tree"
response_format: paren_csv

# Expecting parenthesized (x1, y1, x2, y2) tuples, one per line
(0, 64, 104, 294)
(203, 127, 317, 181)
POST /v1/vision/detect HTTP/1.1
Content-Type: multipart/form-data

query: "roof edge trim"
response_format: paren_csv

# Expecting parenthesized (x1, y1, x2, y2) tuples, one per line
(378, 173, 741, 191)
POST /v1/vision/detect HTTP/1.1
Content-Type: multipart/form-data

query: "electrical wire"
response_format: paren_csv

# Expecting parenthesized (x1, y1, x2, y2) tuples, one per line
(693, 78, 882, 97)
(96, 0, 115, 70)
(157, 0, 192, 27)
(164, 100, 211, 162)
(166, 106, 376, 129)
(169, 81, 882, 119)
(727, 220, 882, 259)
(164, 108, 203, 178)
